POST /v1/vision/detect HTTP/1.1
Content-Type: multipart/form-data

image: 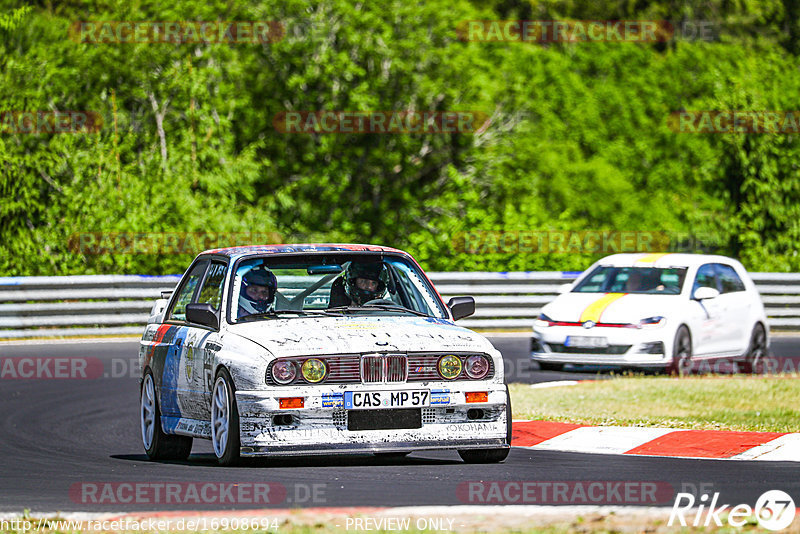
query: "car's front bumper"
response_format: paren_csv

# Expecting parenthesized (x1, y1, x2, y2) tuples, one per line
(235, 382, 509, 456)
(531, 325, 673, 368)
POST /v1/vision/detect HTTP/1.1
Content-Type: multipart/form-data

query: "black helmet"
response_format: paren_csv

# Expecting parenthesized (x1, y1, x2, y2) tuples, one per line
(344, 262, 387, 305)
(239, 267, 277, 314)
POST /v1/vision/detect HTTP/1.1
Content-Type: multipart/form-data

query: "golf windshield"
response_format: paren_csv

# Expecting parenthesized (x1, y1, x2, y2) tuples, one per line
(573, 266, 687, 295)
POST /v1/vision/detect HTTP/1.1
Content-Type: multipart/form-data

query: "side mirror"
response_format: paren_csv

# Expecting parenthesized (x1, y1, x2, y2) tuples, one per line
(693, 287, 720, 300)
(448, 296, 475, 321)
(557, 283, 572, 294)
(186, 303, 219, 329)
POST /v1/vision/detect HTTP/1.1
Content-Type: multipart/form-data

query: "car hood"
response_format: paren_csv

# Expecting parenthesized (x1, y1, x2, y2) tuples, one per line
(226, 315, 494, 358)
(543, 292, 685, 324)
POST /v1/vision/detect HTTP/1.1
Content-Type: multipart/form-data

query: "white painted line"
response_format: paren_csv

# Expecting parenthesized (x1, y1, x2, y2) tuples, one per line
(731, 433, 800, 461)
(483, 332, 533, 338)
(530, 426, 675, 455)
(530, 381, 580, 389)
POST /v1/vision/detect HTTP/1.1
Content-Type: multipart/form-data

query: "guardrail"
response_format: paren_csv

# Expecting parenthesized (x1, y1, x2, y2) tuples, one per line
(0, 272, 799, 338)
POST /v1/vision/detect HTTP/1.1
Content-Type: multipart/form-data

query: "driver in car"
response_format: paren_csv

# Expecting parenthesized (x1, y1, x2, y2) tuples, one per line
(329, 262, 388, 307)
(238, 266, 278, 318)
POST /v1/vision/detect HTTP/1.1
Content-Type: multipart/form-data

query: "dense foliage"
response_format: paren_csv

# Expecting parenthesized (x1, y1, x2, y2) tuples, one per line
(2, 0, 799, 275)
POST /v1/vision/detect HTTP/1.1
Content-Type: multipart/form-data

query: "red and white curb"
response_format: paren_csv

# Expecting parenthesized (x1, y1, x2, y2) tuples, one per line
(512, 421, 800, 461)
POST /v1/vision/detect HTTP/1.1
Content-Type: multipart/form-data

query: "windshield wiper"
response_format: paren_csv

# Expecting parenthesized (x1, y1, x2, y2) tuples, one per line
(327, 305, 431, 317)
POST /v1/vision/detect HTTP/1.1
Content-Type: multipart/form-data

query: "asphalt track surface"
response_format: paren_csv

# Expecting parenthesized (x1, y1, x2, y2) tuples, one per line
(0, 336, 798, 512)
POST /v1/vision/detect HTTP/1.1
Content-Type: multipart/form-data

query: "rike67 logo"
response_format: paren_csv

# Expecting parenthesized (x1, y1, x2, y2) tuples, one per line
(669, 490, 796, 531)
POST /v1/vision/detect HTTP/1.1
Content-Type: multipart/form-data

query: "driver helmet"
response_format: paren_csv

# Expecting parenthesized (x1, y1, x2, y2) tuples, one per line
(344, 262, 388, 305)
(239, 266, 277, 314)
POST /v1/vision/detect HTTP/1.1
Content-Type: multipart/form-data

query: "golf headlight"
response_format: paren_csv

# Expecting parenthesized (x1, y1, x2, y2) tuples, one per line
(534, 313, 555, 328)
(438, 355, 462, 380)
(464, 355, 490, 379)
(271, 360, 297, 384)
(638, 316, 666, 328)
(301, 358, 327, 383)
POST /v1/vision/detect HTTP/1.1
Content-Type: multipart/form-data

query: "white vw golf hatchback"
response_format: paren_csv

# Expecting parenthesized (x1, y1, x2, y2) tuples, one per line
(531, 253, 769, 374)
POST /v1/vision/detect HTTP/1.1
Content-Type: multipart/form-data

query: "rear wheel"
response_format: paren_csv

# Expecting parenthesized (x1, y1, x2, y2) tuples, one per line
(140, 371, 192, 461)
(457, 388, 511, 464)
(211, 368, 241, 466)
(740, 324, 768, 374)
(668, 326, 692, 376)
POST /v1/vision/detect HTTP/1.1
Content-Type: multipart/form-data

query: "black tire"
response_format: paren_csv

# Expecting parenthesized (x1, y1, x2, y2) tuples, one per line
(457, 387, 511, 464)
(537, 362, 564, 372)
(505, 385, 513, 444)
(740, 323, 768, 374)
(668, 326, 692, 376)
(140, 370, 192, 461)
(211, 368, 241, 466)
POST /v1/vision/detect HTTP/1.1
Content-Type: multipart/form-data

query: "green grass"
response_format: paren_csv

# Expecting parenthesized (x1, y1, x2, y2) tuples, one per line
(510, 375, 800, 432)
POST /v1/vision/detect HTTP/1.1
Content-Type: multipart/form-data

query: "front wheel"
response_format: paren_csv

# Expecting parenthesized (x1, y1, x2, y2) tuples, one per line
(457, 390, 511, 464)
(458, 448, 510, 463)
(740, 324, 768, 374)
(668, 326, 692, 376)
(211, 368, 241, 466)
(140, 371, 192, 461)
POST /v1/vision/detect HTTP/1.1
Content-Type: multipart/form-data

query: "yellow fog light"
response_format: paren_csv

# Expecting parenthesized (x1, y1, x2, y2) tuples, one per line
(438, 355, 462, 380)
(301, 358, 327, 383)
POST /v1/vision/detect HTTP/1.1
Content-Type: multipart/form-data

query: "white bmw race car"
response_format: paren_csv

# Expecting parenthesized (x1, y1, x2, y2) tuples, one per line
(139, 244, 510, 465)
(531, 253, 769, 374)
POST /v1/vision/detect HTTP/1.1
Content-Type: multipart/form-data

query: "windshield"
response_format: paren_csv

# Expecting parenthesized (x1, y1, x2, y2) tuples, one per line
(229, 254, 448, 323)
(573, 266, 687, 295)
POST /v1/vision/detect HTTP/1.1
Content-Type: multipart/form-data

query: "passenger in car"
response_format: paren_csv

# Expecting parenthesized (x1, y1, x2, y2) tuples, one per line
(625, 269, 663, 293)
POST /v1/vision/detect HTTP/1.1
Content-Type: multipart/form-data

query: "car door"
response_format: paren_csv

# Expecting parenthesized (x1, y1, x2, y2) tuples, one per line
(689, 263, 726, 357)
(190, 259, 228, 422)
(160, 259, 208, 419)
(713, 263, 750, 355)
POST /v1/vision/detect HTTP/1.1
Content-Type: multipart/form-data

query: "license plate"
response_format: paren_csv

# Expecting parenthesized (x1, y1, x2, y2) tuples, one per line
(344, 390, 430, 410)
(565, 336, 609, 348)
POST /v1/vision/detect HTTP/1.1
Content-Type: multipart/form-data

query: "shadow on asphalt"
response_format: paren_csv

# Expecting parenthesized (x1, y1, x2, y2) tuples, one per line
(110, 453, 461, 468)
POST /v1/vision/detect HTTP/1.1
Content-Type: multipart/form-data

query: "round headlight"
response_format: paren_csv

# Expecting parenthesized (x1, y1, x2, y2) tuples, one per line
(271, 360, 297, 385)
(438, 355, 462, 380)
(464, 355, 490, 379)
(301, 358, 327, 383)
